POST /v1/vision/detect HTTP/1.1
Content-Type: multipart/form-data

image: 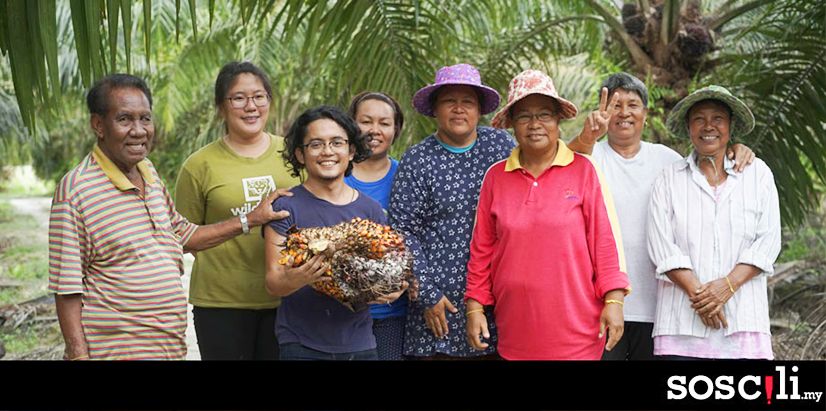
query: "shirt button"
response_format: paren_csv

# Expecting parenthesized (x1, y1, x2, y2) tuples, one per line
(533, 182, 538, 187)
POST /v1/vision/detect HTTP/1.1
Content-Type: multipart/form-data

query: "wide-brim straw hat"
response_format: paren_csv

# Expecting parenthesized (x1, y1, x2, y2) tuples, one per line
(491, 69, 578, 129)
(666, 85, 755, 139)
(412, 63, 501, 117)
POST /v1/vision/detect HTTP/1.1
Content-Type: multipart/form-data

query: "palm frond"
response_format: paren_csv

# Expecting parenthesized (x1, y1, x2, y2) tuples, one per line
(713, 0, 826, 225)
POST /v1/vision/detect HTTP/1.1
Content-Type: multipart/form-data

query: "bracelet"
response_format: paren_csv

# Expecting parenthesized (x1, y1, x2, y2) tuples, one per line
(605, 299, 624, 306)
(725, 276, 736, 293)
(67, 355, 89, 361)
(466, 309, 485, 317)
(239, 213, 250, 234)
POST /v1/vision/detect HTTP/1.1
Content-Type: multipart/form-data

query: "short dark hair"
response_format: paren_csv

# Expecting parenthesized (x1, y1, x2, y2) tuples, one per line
(86, 74, 153, 116)
(347, 91, 405, 142)
(214, 61, 273, 109)
(601, 72, 648, 107)
(282, 106, 371, 179)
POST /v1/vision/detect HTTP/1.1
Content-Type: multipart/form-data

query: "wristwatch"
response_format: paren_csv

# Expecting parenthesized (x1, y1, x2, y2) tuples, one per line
(239, 213, 250, 234)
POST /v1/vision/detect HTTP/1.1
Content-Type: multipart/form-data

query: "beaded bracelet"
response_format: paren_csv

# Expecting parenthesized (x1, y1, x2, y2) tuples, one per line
(605, 299, 624, 306)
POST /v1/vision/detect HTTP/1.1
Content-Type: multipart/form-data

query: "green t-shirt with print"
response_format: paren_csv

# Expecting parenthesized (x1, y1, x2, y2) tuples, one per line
(175, 134, 300, 309)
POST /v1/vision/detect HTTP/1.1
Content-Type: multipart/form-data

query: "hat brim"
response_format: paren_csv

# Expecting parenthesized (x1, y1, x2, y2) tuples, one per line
(490, 92, 578, 129)
(666, 89, 755, 140)
(412, 83, 501, 117)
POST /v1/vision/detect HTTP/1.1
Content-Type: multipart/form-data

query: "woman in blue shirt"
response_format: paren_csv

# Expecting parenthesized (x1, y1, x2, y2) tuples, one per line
(344, 92, 407, 360)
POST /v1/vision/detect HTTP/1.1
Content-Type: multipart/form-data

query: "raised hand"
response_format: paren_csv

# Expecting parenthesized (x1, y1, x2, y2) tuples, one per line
(577, 87, 620, 146)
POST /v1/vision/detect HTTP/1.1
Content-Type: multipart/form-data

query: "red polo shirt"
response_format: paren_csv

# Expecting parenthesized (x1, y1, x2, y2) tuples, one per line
(466, 141, 629, 360)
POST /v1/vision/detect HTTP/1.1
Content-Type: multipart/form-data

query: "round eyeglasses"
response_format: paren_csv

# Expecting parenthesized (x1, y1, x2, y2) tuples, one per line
(302, 138, 350, 154)
(227, 94, 270, 109)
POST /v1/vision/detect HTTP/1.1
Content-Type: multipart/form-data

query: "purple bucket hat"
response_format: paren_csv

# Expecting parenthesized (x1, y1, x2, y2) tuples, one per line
(412, 63, 501, 117)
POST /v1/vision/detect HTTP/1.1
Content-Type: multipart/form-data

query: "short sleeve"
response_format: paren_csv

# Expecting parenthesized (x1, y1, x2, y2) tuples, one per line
(268, 195, 296, 236)
(48, 186, 88, 295)
(174, 162, 206, 225)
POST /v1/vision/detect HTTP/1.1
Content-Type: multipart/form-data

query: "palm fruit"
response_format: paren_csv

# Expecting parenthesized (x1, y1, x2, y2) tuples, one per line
(278, 217, 416, 311)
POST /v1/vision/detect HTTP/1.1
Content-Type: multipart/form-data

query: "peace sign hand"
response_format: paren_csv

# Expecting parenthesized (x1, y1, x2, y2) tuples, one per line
(576, 87, 620, 146)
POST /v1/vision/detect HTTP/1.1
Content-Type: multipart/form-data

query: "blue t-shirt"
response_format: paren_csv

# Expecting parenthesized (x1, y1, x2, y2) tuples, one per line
(344, 158, 398, 211)
(344, 158, 407, 320)
(269, 184, 386, 354)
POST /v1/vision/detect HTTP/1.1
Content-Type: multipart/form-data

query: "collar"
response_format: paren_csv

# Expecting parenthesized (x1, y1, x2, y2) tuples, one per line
(92, 143, 155, 191)
(434, 134, 477, 154)
(504, 139, 575, 172)
(682, 150, 736, 176)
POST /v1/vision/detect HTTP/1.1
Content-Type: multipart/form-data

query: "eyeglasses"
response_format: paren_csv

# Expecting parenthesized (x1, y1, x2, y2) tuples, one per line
(302, 138, 350, 154)
(513, 112, 556, 125)
(227, 94, 270, 109)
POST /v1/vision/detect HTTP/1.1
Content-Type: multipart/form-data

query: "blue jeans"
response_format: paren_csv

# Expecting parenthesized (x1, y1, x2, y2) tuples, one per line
(279, 342, 378, 361)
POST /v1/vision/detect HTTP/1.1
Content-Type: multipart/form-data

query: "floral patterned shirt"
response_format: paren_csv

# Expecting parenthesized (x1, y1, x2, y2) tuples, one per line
(389, 126, 515, 357)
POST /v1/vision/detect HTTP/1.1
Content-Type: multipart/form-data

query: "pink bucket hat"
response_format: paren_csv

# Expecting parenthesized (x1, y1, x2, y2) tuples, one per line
(491, 69, 578, 129)
(412, 63, 501, 117)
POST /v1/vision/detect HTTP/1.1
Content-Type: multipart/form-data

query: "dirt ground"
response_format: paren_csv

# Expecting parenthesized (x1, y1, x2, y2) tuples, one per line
(0, 197, 201, 360)
(1, 197, 824, 360)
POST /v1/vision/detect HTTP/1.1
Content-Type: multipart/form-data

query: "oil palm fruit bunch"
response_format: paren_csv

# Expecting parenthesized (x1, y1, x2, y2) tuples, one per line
(278, 217, 415, 310)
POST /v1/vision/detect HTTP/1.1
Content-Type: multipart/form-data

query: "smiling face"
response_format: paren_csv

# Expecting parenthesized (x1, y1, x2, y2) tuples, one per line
(688, 99, 731, 158)
(91, 87, 154, 174)
(354, 98, 396, 159)
(511, 94, 560, 155)
(220, 73, 270, 140)
(433, 85, 480, 146)
(606, 88, 647, 145)
(295, 118, 355, 182)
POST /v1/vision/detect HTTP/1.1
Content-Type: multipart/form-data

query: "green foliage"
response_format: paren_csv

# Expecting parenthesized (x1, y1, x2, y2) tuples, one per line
(778, 206, 826, 263)
(0, 321, 62, 356)
(0, 0, 824, 226)
(0, 200, 12, 221)
(778, 237, 809, 263)
(0, 327, 42, 352)
(5, 259, 49, 281)
(711, 0, 826, 225)
(0, 199, 49, 307)
(0, 165, 56, 197)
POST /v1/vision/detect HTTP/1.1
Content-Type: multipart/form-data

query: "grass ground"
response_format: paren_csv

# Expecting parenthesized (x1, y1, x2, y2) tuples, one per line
(0, 200, 63, 359)
(0, 165, 823, 360)
(0, 166, 62, 359)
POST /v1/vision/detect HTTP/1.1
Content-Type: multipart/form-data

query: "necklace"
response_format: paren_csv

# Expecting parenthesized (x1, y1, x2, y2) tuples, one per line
(350, 188, 357, 202)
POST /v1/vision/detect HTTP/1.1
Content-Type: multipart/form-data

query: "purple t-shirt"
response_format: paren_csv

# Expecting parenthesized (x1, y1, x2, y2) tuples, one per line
(268, 184, 386, 353)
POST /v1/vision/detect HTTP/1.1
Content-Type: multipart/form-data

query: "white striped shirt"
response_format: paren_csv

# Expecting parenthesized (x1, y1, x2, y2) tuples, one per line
(647, 152, 781, 338)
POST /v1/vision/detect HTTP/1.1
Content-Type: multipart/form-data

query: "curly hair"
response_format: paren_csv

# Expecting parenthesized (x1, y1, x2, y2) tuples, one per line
(282, 105, 371, 179)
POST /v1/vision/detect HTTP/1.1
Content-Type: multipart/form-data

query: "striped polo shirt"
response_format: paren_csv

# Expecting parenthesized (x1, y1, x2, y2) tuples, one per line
(48, 144, 198, 360)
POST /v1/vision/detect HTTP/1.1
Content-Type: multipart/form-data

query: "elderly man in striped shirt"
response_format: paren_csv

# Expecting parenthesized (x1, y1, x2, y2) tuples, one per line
(48, 74, 289, 360)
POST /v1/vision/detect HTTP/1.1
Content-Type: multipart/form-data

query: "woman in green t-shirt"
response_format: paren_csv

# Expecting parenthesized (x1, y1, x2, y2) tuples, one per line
(175, 61, 299, 360)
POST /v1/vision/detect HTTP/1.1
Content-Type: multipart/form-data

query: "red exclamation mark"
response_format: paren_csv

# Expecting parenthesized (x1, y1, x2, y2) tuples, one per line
(765, 375, 774, 405)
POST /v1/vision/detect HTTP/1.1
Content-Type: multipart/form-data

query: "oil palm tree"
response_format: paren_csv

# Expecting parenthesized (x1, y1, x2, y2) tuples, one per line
(1, 0, 824, 224)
